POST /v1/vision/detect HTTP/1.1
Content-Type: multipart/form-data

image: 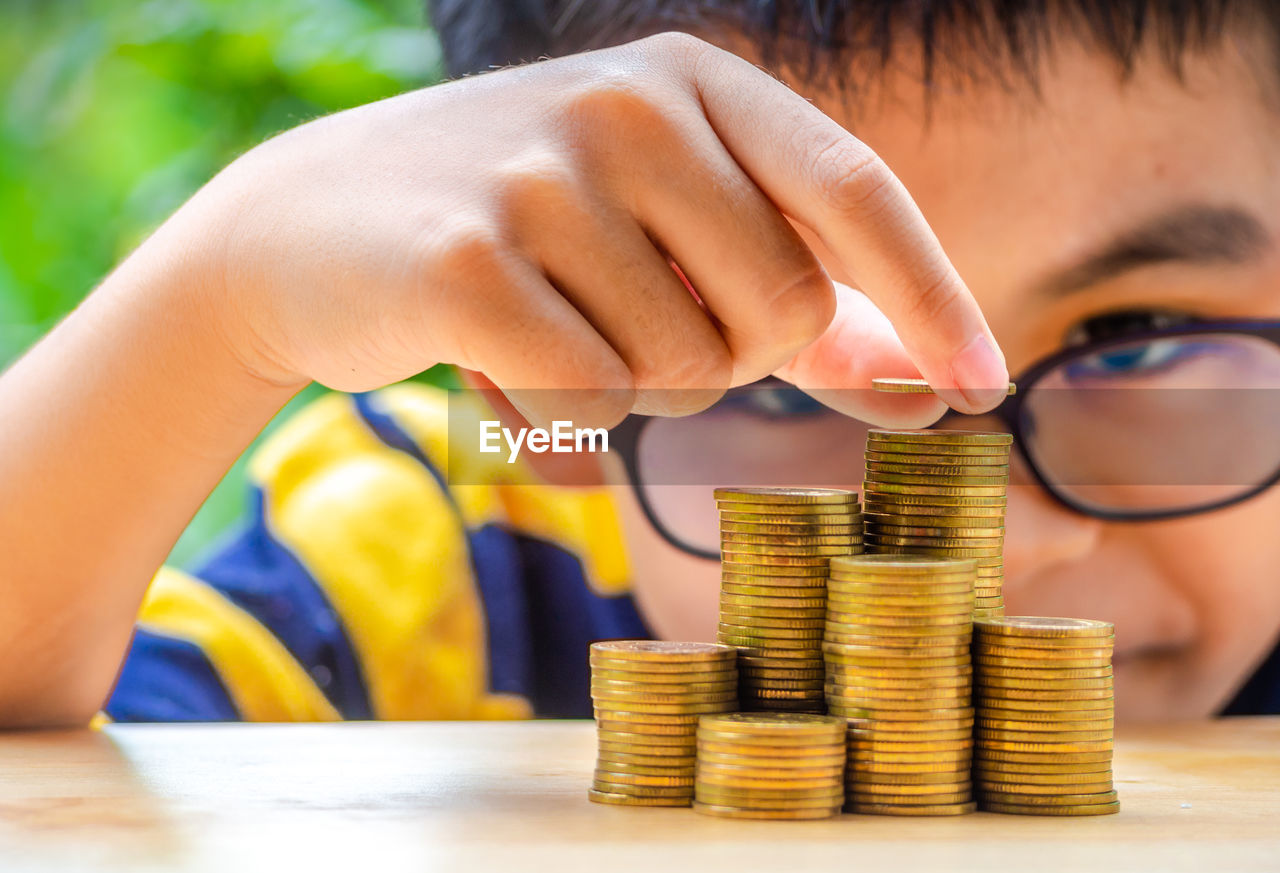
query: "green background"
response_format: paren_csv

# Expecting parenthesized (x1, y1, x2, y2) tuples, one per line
(0, 0, 446, 565)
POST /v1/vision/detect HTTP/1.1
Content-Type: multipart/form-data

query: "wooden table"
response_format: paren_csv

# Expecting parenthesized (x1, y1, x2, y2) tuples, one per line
(1, 718, 1277, 872)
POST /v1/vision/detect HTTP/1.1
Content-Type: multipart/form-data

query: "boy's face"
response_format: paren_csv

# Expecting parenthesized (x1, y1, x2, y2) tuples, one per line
(612, 34, 1280, 723)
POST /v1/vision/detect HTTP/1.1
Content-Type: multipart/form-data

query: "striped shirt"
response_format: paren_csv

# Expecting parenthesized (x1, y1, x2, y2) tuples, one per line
(103, 384, 650, 722)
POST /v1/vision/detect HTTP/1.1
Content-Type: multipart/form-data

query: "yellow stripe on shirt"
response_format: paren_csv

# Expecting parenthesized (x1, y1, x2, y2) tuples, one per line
(137, 568, 340, 722)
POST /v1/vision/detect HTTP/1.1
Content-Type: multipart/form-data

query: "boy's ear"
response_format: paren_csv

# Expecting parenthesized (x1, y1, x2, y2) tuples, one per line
(457, 369, 606, 487)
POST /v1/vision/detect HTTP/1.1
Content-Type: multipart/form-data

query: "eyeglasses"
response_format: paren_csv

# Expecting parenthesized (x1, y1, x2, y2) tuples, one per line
(610, 320, 1280, 560)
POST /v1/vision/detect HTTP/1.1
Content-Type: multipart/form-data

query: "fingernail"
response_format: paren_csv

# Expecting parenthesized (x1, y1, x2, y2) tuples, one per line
(950, 334, 1009, 411)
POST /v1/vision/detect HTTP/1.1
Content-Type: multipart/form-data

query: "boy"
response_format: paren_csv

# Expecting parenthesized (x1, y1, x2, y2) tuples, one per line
(1, 0, 1277, 727)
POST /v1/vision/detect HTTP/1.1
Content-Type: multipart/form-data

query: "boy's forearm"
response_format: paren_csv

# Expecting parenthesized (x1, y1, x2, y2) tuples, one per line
(0, 197, 304, 727)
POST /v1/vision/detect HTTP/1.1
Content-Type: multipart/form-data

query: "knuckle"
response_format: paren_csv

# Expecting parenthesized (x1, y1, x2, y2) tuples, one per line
(903, 267, 965, 328)
(638, 31, 713, 66)
(763, 264, 837, 347)
(493, 152, 581, 220)
(814, 139, 898, 220)
(416, 218, 507, 282)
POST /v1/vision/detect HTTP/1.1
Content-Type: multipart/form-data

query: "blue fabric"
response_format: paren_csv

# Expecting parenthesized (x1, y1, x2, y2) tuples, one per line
(1222, 639, 1280, 716)
(106, 629, 240, 722)
(467, 523, 536, 700)
(514, 534, 651, 718)
(193, 488, 372, 719)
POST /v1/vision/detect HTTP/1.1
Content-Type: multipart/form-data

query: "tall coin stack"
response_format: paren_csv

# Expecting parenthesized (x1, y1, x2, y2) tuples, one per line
(693, 713, 847, 820)
(715, 487, 863, 713)
(862, 429, 1013, 619)
(589, 641, 737, 807)
(824, 555, 978, 816)
(972, 617, 1119, 816)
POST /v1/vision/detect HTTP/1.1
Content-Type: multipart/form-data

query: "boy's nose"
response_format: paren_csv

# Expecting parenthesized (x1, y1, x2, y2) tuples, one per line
(1002, 455, 1105, 587)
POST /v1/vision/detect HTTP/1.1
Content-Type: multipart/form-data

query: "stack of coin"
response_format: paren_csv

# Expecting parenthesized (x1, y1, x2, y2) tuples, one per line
(824, 554, 978, 816)
(715, 487, 863, 713)
(973, 617, 1119, 816)
(862, 429, 1012, 619)
(589, 641, 738, 807)
(693, 712, 846, 819)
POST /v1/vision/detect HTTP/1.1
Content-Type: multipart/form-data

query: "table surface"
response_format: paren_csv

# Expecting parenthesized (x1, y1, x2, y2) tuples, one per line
(1, 719, 1277, 873)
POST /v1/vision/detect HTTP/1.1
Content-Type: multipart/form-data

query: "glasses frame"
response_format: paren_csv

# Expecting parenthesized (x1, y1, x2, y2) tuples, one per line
(611, 319, 1280, 560)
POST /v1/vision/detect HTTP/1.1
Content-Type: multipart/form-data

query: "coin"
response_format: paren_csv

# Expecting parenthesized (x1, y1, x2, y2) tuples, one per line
(868, 428, 1013, 446)
(982, 800, 1119, 816)
(872, 377, 1017, 396)
(590, 641, 736, 663)
(719, 521, 863, 536)
(714, 487, 859, 504)
(719, 511, 863, 525)
(721, 563, 831, 577)
(864, 450, 1010, 468)
(975, 616, 1115, 639)
(588, 783, 691, 803)
(846, 800, 977, 816)
(692, 803, 841, 820)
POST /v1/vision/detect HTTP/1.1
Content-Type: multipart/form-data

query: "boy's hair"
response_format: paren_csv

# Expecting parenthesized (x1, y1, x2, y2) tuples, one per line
(427, 0, 1276, 89)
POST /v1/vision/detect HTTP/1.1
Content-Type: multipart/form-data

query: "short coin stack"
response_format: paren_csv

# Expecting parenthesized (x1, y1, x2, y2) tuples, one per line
(693, 713, 846, 819)
(973, 617, 1119, 816)
(715, 487, 863, 713)
(862, 429, 1013, 619)
(589, 641, 737, 807)
(824, 555, 977, 816)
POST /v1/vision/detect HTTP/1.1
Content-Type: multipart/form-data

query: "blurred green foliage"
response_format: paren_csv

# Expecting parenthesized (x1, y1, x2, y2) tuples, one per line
(1, 0, 445, 565)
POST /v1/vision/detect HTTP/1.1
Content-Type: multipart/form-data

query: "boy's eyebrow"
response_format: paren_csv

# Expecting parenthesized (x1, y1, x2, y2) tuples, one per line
(1033, 204, 1270, 298)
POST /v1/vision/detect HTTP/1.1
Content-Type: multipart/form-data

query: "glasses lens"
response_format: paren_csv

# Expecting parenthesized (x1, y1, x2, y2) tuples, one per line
(635, 385, 868, 555)
(1021, 332, 1280, 514)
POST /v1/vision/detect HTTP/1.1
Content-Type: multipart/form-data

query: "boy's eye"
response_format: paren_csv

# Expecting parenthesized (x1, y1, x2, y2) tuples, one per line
(1064, 338, 1199, 380)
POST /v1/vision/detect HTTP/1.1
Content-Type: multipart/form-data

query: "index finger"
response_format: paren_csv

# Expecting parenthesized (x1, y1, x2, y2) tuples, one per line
(682, 39, 1010, 413)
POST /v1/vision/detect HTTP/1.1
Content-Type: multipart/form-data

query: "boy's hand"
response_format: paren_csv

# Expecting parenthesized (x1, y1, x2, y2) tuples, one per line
(209, 32, 1008, 427)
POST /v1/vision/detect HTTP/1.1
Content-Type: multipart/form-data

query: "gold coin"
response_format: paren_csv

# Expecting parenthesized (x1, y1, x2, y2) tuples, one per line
(863, 501, 1008, 520)
(697, 759, 845, 778)
(719, 511, 863, 525)
(590, 641, 736, 662)
(595, 706, 707, 722)
(829, 688, 971, 707)
(594, 717, 700, 734)
(692, 803, 841, 820)
(855, 768, 972, 785)
(587, 788, 690, 807)
(722, 543, 860, 559)
(863, 492, 1008, 510)
(976, 678, 1113, 694)
(720, 623, 825, 640)
(826, 584, 975, 600)
(981, 789, 1119, 807)
(716, 502, 860, 518)
(976, 616, 1114, 637)
(972, 704, 1112, 723)
(827, 666, 972, 683)
(867, 458, 1010, 476)
(973, 665, 1113, 681)
(977, 700, 1113, 717)
(849, 717, 976, 736)
(871, 524, 1005, 540)
(846, 800, 977, 816)
(975, 642, 1113, 659)
(731, 645, 828, 660)
(719, 550, 841, 565)
(597, 741, 696, 758)
(595, 758, 698, 776)
(864, 480, 1008, 499)
(695, 772, 845, 790)
(720, 520, 863, 536)
(589, 781, 693, 799)
(721, 530, 861, 547)
(848, 788, 973, 805)
(865, 468, 1010, 487)
(869, 428, 1012, 445)
(870, 546, 1006, 561)
(592, 769, 695, 787)
(721, 587, 828, 605)
(977, 716, 1113, 733)
(976, 728, 1114, 744)
(978, 740, 1114, 755)
(737, 660, 825, 676)
(976, 655, 1113, 672)
(848, 736, 975, 753)
(871, 378, 1017, 396)
(825, 634, 971, 650)
(975, 760, 1113, 776)
(696, 740, 845, 759)
(594, 704, 737, 720)
(695, 750, 846, 768)
(589, 656, 737, 675)
(590, 668, 738, 685)
(714, 487, 859, 504)
(981, 800, 1119, 816)
(825, 604, 974, 621)
(693, 783, 845, 803)
(591, 682, 738, 700)
(720, 563, 831, 577)
(865, 449, 1010, 467)
(974, 748, 1112, 765)
(976, 779, 1114, 795)
(699, 711, 844, 735)
(720, 608, 828, 625)
(829, 554, 979, 574)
